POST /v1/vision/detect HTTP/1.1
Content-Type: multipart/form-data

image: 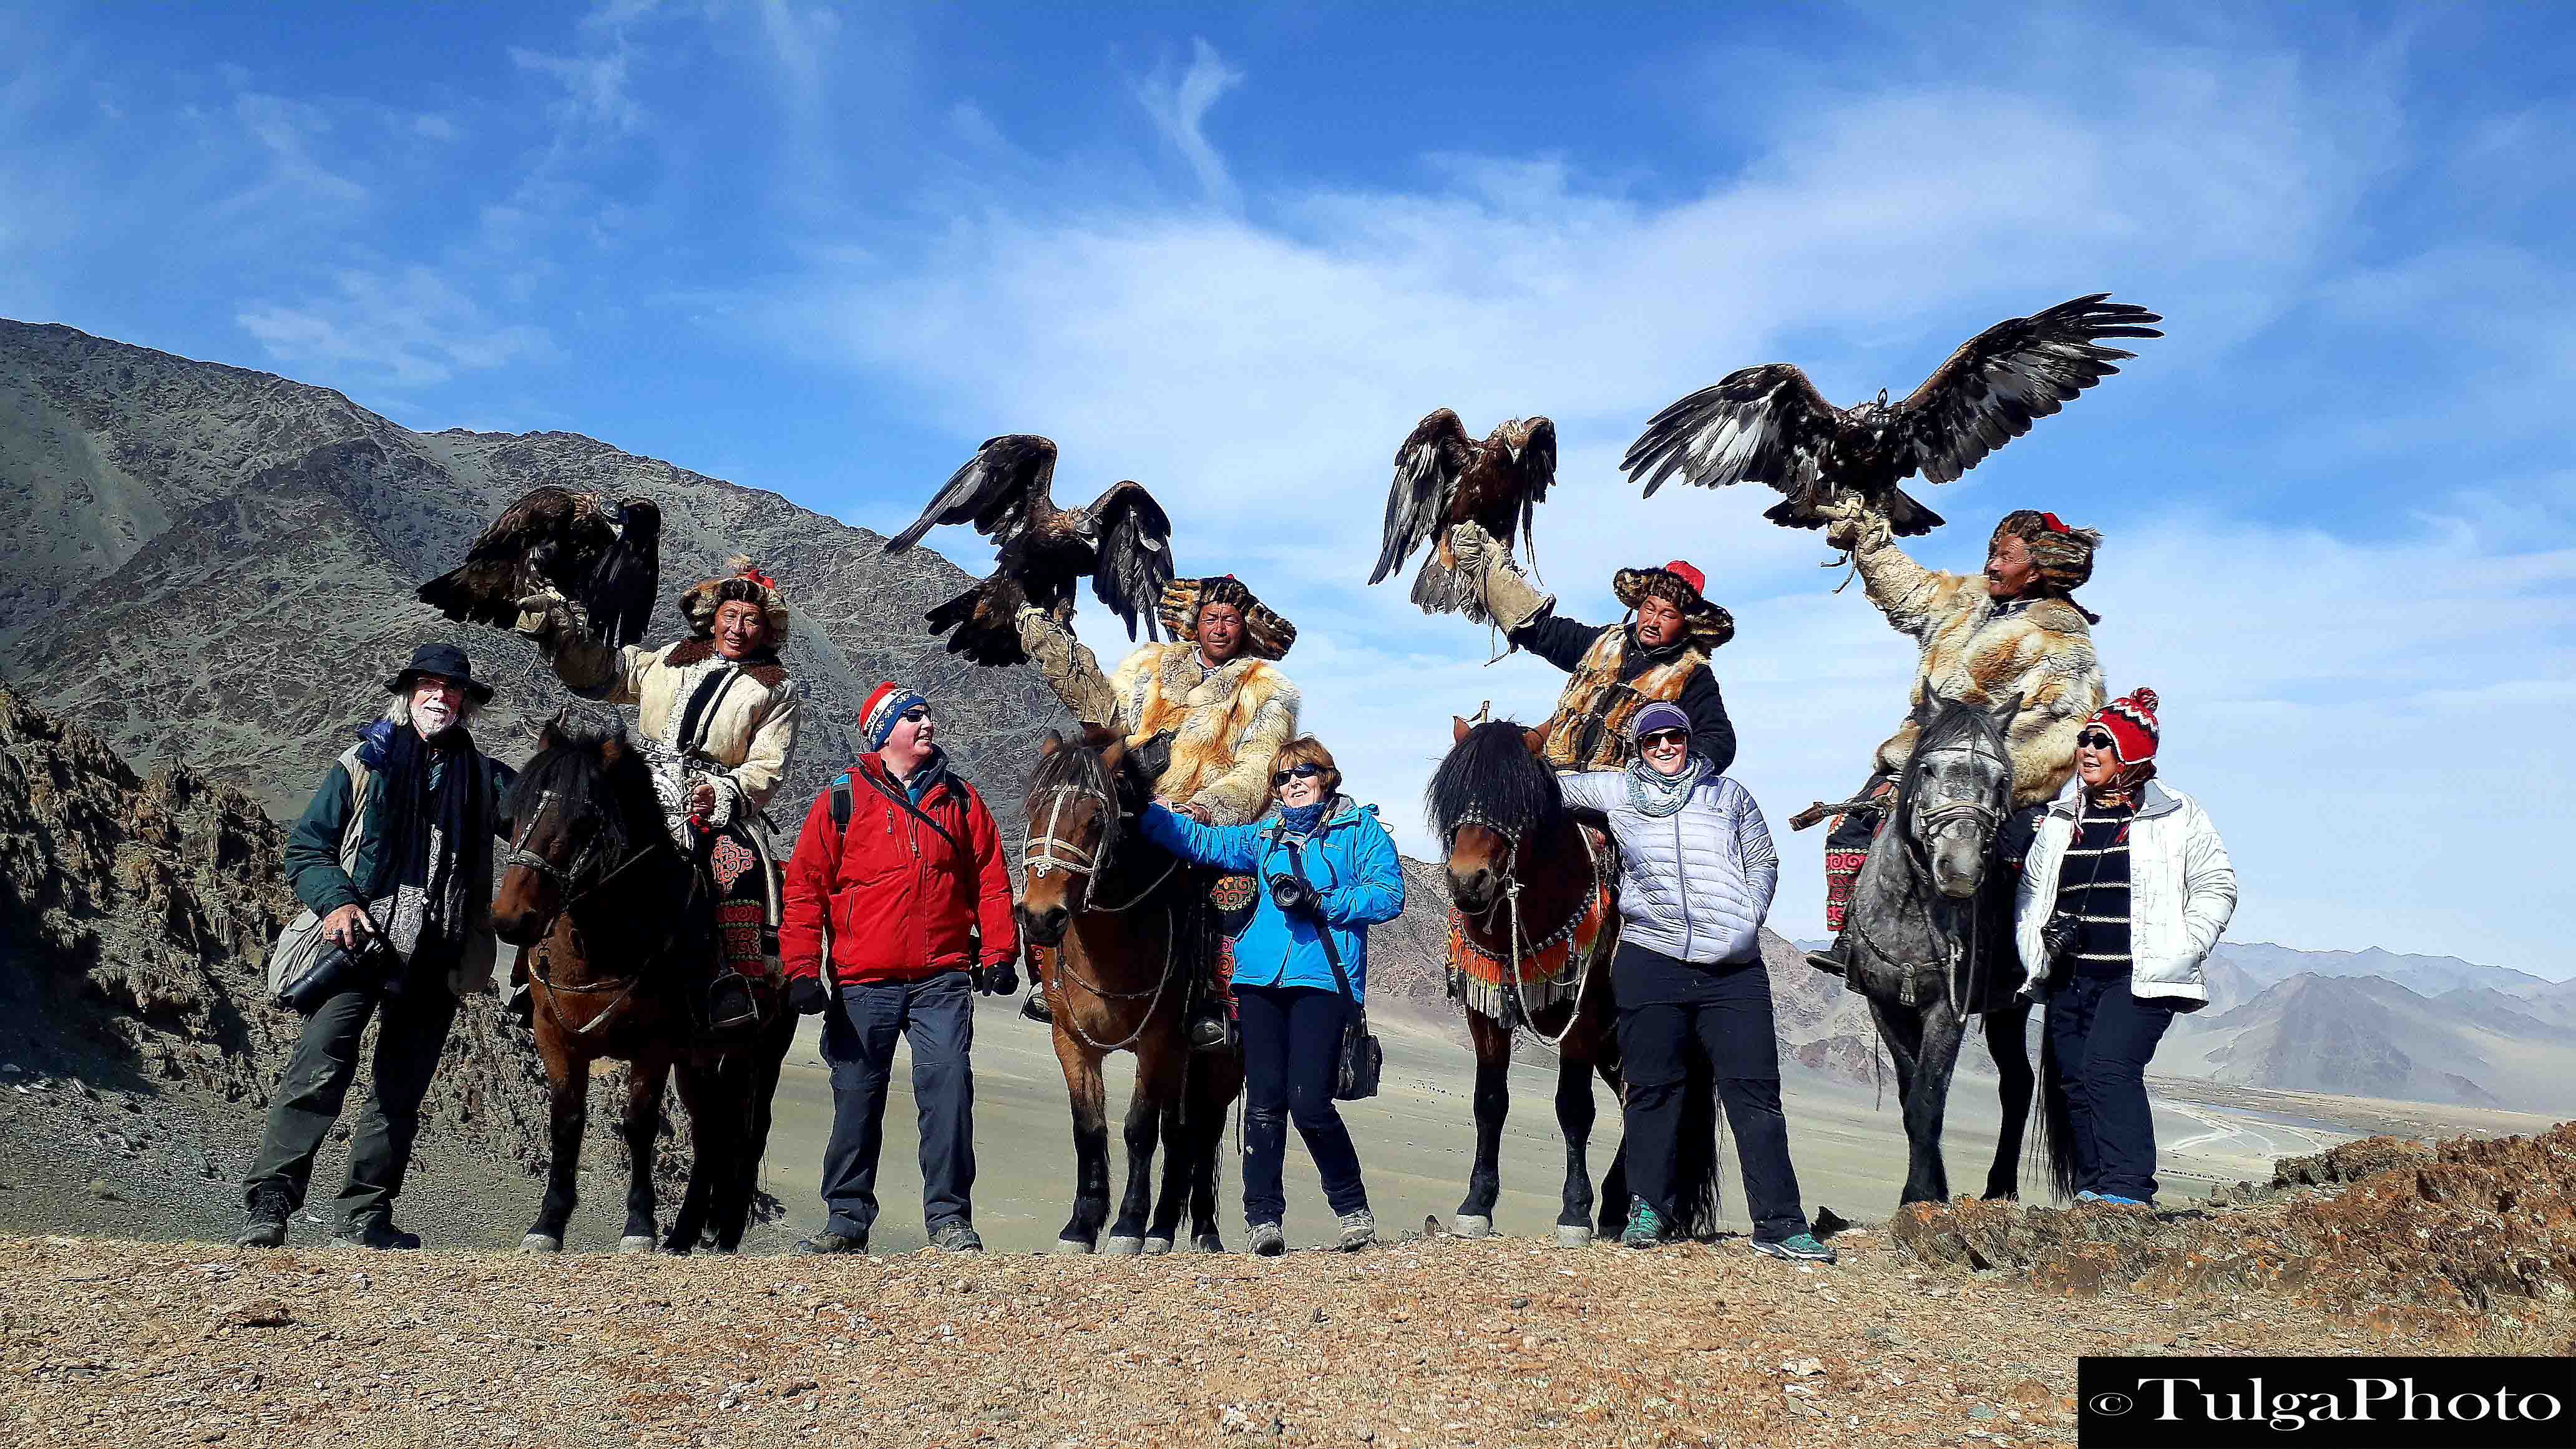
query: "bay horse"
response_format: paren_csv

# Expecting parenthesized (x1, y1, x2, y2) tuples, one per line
(492, 711, 798, 1253)
(1833, 691, 2070, 1206)
(1019, 726, 1243, 1254)
(1428, 718, 1722, 1246)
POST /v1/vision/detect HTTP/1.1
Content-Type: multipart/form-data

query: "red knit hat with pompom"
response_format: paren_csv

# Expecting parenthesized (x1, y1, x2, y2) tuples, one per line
(2089, 687, 2160, 763)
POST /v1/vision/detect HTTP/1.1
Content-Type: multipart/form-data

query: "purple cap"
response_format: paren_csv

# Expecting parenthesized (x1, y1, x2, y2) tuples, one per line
(1630, 701, 1690, 741)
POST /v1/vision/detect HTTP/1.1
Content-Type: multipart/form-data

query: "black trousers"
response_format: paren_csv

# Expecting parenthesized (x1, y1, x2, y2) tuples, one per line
(1236, 983, 1368, 1227)
(2046, 971, 2177, 1201)
(1613, 947, 1811, 1243)
(243, 982, 457, 1229)
(819, 970, 977, 1239)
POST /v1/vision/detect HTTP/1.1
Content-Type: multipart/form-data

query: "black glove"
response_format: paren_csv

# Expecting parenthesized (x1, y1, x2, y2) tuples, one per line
(2039, 911, 2082, 967)
(788, 976, 829, 1016)
(1266, 872, 1317, 915)
(975, 962, 1020, 997)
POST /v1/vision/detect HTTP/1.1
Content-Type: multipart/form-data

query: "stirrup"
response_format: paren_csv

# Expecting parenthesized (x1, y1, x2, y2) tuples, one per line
(1804, 942, 1849, 978)
(1020, 988, 1054, 1025)
(1187, 1008, 1236, 1055)
(707, 973, 759, 1031)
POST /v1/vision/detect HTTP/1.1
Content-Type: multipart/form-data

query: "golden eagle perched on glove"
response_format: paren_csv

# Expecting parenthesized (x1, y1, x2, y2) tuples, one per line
(1369, 409, 1557, 622)
(417, 486, 661, 650)
(1621, 294, 2160, 537)
(885, 434, 1175, 667)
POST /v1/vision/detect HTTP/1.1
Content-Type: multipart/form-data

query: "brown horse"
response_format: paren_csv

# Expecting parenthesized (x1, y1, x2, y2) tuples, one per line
(491, 712, 797, 1254)
(1019, 726, 1243, 1254)
(1429, 718, 1722, 1244)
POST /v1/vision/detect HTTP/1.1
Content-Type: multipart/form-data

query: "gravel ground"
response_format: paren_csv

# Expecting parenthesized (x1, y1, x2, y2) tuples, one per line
(0, 1226, 2525, 1449)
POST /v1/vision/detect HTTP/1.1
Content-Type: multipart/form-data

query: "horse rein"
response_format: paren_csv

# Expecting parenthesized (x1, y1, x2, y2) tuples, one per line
(1443, 807, 1611, 1051)
(504, 789, 677, 1037)
(1022, 779, 1183, 1053)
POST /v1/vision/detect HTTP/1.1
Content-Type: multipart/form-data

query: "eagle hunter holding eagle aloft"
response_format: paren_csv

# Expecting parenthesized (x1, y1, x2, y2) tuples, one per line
(417, 485, 663, 652)
(1369, 408, 1558, 624)
(1614, 293, 2159, 980)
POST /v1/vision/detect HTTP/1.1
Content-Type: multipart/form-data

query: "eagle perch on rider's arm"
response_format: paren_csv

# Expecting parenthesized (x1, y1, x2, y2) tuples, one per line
(884, 434, 1175, 668)
(417, 485, 663, 651)
(1620, 294, 2161, 540)
(1370, 409, 1558, 622)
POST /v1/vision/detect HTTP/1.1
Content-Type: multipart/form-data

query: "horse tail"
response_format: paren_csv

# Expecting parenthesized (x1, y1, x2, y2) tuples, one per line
(2031, 1012, 2080, 1201)
(1670, 1052, 1723, 1238)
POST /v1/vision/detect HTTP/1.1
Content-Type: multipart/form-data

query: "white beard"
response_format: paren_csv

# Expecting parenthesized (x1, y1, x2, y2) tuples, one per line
(413, 698, 457, 737)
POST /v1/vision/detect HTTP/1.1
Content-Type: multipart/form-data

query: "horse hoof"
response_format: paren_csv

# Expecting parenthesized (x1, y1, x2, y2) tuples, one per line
(1191, 1233, 1225, 1254)
(1451, 1214, 1493, 1239)
(1105, 1235, 1146, 1256)
(1051, 1237, 1095, 1256)
(1141, 1236, 1174, 1256)
(617, 1234, 657, 1255)
(1555, 1224, 1594, 1249)
(518, 1233, 562, 1255)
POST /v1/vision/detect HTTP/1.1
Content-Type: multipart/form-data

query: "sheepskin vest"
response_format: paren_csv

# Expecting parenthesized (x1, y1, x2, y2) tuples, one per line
(1540, 625, 1709, 774)
(1109, 642, 1302, 828)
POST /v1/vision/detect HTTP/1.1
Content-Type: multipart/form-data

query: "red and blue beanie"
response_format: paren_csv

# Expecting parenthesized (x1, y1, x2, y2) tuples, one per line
(859, 681, 927, 751)
(2089, 687, 2160, 763)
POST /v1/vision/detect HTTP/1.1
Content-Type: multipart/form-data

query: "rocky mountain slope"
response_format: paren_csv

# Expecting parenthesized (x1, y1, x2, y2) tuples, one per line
(0, 319, 1069, 842)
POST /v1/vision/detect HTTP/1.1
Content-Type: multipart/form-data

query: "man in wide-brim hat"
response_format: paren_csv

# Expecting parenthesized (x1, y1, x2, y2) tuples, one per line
(237, 642, 517, 1251)
(1449, 524, 1739, 776)
(1013, 572, 1303, 1049)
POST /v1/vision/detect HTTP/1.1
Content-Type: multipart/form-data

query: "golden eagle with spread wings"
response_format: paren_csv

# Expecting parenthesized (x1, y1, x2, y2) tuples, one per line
(417, 486, 662, 650)
(884, 434, 1174, 668)
(1621, 294, 2161, 537)
(1369, 409, 1557, 622)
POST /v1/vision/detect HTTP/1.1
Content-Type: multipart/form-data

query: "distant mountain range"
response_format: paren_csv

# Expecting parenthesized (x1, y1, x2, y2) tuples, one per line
(0, 318, 1071, 840)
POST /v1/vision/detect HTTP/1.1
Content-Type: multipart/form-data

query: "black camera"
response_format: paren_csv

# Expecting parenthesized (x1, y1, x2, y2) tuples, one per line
(1265, 872, 1315, 915)
(275, 936, 391, 1015)
(2039, 910, 2082, 967)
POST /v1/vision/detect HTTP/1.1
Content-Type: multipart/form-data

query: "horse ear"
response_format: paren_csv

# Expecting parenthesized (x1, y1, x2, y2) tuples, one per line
(1911, 692, 1938, 728)
(1452, 716, 1472, 745)
(537, 707, 568, 749)
(1990, 690, 2026, 722)
(598, 734, 625, 768)
(1521, 723, 1552, 758)
(1078, 723, 1121, 753)
(1100, 737, 1130, 776)
(1038, 731, 1062, 758)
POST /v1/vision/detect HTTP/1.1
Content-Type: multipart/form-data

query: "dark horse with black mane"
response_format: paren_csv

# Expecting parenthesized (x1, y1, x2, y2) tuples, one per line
(492, 711, 798, 1252)
(1427, 717, 1720, 1244)
(1831, 691, 2072, 1205)
(1018, 725, 1242, 1254)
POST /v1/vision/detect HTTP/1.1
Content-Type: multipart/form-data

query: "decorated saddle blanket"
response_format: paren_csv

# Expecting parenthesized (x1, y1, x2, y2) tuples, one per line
(1446, 822, 1619, 1024)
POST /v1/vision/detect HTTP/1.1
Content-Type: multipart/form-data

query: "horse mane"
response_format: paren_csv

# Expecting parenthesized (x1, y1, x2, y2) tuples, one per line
(1028, 731, 1129, 861)
(504, 713, 654, 849)
(1427, 719, 1563, 841)
(1894, 697, 2011, 825)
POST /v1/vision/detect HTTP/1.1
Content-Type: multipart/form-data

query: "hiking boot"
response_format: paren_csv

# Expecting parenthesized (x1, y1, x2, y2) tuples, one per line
(337, 1218, 421, 1251)
(2094, 1194, 2152, 1209)
(798, 1230, 866, 1255)
(1186, 1005, 1235, 1055)
(1803, 939, 1849, 977)
(1751, 1232, 1838, 1264)
(929, 1221, 985, 1254)
(1621, 1201, 1666, 1249)
(233, 1187, 290, 1249)
(707, 972, 759, 1031)
(1021, 988, 1053, 1025)
(2073, 1189, 2104, 1203)
(1247, 1221, 1287, 1257)
(1335, 1210, 1377, 1252)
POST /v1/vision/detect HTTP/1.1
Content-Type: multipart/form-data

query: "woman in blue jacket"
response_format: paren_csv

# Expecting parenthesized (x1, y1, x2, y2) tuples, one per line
(1139, 736, 1405, 1255)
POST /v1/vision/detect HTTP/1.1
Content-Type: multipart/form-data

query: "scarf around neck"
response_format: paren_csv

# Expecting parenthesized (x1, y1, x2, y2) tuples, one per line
(358, 718, 483, 970)
(1625, 754, 1709, 819)
(1274, 797, 1330, 837)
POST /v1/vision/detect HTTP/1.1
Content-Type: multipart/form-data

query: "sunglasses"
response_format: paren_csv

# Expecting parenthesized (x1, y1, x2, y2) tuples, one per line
(2076, 730, 2117, 751)
(900, 706, 930, 723)
(1271, 763, 1326, 785)
(1638, 729, 1689, 750)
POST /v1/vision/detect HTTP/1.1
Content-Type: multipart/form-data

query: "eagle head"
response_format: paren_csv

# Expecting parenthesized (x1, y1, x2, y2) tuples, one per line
(1498, 417, 1531, 464)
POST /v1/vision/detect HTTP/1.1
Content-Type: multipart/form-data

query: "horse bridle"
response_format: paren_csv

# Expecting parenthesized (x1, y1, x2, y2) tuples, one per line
(1442, 805, 1609, 1050)
(504, 788, 673, 1035)
(1873, 728, 2014, 1017)
(1022, 778, 1183, 1053)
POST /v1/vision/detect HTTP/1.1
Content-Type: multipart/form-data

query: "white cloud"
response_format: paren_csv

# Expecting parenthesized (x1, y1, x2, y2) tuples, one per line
(1134, 37, 1243, 210)
(237, 266, 554, 387)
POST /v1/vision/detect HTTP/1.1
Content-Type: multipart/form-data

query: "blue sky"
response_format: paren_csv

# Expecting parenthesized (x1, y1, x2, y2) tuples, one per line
(5, 2, 2572, 974)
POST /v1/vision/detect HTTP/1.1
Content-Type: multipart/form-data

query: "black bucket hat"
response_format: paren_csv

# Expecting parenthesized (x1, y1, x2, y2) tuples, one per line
(383, 642, 494, 705)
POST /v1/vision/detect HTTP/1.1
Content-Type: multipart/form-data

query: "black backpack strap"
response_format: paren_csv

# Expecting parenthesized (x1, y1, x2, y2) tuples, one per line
(829, 773, 853, 832)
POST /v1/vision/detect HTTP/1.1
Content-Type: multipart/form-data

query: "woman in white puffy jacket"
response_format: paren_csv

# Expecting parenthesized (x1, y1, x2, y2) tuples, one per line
(2015, 688, 2236, 1207)
(1561, 703, 1832, 1262)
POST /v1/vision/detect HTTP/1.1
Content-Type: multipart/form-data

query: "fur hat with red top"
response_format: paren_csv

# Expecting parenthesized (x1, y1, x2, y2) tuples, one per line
(2087, 686, 2160, 763)
(681, 556, 791, 640)
(1611, 559, 1734, 650)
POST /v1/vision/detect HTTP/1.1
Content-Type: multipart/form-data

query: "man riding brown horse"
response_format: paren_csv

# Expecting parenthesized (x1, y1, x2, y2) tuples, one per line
(1014, 573, 1302, 1050)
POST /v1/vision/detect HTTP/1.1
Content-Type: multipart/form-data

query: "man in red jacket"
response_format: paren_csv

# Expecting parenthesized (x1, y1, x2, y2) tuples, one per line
(781, 681, 1019, 1254)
